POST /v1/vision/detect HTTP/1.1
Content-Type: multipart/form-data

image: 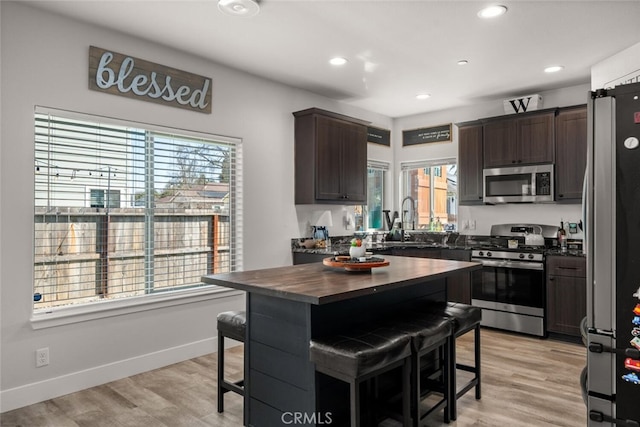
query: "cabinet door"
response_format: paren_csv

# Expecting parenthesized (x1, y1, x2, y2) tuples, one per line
(555, 106, 587, 201)
(340, 123, 367, 203)
(315, 116, 345, 201)
(458, 124, 484, 204)
(546, 274, 586, 336)
(441, 249, 472, 304)
(546, 255, 586, 336)
(483, 119, 517, 167)
(516, 112, 554, 165)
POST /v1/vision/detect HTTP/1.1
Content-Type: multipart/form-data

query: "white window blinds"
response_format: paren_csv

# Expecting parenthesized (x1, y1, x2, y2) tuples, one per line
(33, 108, 241, 312)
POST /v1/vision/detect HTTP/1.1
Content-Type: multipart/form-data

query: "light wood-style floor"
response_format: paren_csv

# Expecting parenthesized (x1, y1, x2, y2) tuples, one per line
(1, 328, 587, 427)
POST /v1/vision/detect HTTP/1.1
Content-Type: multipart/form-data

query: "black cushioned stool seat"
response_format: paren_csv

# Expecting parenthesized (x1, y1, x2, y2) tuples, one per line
(217, 310, 246, 414)
(310, 324, 413, 427)
(389, 313, 453, 426)
(423, 302, 482, 421)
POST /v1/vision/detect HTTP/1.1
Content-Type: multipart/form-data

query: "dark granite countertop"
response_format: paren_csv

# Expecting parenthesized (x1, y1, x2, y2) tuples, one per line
(291, 242, 472, 256)
(291, 234, 583, 257)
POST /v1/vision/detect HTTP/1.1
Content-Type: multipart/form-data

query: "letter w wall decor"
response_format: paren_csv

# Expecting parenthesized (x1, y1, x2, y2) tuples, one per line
(502, 94, 542, 114)
(88, 46, 212, 114)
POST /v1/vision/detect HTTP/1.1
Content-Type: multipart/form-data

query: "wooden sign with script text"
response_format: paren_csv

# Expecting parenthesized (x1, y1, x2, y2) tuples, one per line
(367, 126, 391, 146)
(403, 124, 451, 146)
(88, 46, 212, 114)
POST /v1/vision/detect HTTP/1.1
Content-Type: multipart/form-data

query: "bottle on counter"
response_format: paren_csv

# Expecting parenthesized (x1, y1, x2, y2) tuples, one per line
(558, 220, 567, 253)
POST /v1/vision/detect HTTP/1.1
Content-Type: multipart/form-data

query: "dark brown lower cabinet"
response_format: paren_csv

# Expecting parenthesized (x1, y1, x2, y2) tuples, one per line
(292, 252, 327, 265)
(546, 255, 586, 337)
(391, 248, 471, 304)
(441, 249, 472, 304)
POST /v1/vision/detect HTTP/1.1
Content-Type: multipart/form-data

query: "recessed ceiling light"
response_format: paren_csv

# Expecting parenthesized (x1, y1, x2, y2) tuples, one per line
(544, 65, 564, 73)
(218, 0, 260, 17)
(416, 93, 431, 100)
(477, 5, 507, 18)
(457, 59, 469, 66)
(329, 57, 348, 66)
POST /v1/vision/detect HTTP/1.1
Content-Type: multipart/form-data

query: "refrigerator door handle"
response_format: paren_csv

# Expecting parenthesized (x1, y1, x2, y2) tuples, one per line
(589, 411, 640, 427)
(589, 342, 640, 359)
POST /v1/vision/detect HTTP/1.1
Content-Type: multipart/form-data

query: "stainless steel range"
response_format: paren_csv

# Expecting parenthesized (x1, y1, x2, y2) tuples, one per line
(471, 223, 559, 337)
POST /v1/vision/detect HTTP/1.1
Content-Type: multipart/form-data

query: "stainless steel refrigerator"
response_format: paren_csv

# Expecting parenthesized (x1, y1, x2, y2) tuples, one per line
(586, 81, 640, 426)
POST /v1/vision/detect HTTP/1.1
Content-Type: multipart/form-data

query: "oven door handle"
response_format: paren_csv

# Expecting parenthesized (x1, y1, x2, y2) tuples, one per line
(471, 258, 544, 271)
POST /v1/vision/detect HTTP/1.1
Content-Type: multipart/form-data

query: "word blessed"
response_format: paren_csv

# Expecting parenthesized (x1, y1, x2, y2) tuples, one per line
(89, 46, 212, 113)
(281, 411, 333, 425)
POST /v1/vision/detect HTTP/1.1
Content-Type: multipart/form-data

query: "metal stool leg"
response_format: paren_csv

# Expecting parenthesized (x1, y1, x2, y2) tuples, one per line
(350, 379, 360, 427)
(217, 330, 225, 413)
(474, 324, 481, 400)
(449, 334, 457, 421)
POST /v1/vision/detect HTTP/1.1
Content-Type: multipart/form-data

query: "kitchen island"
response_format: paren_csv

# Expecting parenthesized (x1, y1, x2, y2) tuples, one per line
(202, 255, 481, 426)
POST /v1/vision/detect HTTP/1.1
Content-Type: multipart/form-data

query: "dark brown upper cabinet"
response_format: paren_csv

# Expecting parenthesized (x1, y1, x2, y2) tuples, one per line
(457, 123, 484, 205)
(483, 111, 555, 168)
(294, 108, 369, 205)
(555, 106, 587, 202)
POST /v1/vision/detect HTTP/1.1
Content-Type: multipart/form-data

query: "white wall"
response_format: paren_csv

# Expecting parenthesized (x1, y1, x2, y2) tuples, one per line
(592, 40, 640, 89)
(0, 2, 392, 412)
(392, 83, 591, 236)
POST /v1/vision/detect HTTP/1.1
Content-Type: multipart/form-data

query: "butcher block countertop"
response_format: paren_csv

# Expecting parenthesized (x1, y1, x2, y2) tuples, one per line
(201, 255, 481, 305)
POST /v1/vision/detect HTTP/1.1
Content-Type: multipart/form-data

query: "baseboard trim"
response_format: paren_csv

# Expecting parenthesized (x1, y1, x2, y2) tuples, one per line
(1, 337, 217, 413)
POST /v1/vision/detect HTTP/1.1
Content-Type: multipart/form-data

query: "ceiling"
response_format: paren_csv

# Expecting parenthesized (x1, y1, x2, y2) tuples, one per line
(21, 0, 640, 118)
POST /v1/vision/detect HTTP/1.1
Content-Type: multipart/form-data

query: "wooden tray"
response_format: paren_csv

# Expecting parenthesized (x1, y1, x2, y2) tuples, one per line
(323, 256, 390, 272)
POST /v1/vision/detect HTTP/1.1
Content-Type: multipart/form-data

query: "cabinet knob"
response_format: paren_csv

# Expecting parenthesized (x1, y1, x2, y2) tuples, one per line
(517, 160, 522, 163)
(558, 194, 564, 198)
(512, 160, 516, 163)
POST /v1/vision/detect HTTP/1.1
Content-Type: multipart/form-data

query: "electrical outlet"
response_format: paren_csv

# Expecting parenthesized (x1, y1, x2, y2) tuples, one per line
(36, 347, 49, 367)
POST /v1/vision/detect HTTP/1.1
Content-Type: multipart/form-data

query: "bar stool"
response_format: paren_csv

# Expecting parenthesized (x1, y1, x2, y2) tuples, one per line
(217, 310, 246, 414)
(310, 323, 413, 427)
(423, 302, 482, 420)
(389, 313, 453, 426)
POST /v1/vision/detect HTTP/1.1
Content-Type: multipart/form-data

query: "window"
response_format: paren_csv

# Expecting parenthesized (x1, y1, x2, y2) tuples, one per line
(33, 108, 242, 312)
(400, 159, 457, 231)
(355, 160, 389, 231)
(89, 189, 120, 208)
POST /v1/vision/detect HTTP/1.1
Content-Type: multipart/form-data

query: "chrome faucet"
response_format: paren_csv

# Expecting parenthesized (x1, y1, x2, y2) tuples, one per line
(401, 196, 416, 235)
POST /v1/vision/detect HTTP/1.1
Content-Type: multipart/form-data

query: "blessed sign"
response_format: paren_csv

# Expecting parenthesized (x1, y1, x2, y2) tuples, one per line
(88, 46, 212, 114)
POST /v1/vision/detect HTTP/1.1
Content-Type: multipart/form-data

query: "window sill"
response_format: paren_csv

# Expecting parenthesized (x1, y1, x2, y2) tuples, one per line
(30, 286, 244, 330)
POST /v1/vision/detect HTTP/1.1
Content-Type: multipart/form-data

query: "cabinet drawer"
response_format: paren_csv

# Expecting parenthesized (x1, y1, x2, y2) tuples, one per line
(391, 248, 441, 258)
(441, 249, 471, 261)
(546, 255, 586, 277)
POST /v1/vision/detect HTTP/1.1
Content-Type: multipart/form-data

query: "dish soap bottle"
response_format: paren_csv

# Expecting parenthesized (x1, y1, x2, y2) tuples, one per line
(558, 220, 567, 253)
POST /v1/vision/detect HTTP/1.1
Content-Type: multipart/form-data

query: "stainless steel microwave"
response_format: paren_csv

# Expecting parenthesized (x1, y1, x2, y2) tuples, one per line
(483, 164, 554, 203)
